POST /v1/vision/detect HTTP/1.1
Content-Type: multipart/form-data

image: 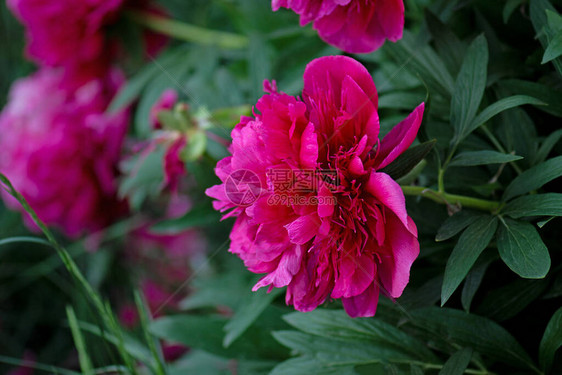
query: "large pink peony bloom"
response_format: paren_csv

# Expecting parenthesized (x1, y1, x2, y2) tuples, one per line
(207, 56, 424, 317)
(0, 68, 129, 237)
(272, 0, 404, 54)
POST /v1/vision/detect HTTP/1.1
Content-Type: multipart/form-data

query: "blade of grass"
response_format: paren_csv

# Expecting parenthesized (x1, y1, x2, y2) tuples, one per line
(0, 236, 51, 247)
(66, 306, 94, 375)
(135, 291, 167, 375)
(0, 173, 138, 374)
(0, 355, 80, 375)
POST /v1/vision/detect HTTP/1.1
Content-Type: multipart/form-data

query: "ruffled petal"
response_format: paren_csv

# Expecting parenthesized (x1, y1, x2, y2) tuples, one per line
(366, 172, 408, 228)
(374, 102, 424, 169)
(341, 281, 380, 317)
(377, 213, 419, 298)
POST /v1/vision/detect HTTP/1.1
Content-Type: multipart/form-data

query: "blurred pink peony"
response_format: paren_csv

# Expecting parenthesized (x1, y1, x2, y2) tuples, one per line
(207, 56, 424, 317)
(150, 89, 179, 129)
(7, 0, 125, 85)
(0, 68, 129, 237)
(8, 0, 168, 86)
(272, 0, 404, 53)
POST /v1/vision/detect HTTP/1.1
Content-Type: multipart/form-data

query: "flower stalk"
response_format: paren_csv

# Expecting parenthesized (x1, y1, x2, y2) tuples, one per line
(126, 9, 248, 49)
(401, 185, 501, 212)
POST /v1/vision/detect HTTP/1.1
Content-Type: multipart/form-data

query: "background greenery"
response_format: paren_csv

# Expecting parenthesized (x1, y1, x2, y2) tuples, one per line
(0, 0, 561, 374)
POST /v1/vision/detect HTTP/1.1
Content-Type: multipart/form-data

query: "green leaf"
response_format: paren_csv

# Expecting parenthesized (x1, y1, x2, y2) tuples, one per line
(151, 315, 234, 357)
(451, 34, 488, 144)
(119, 146, 165, 210)
(476, 278, 550, 321)
(450, 150, 522, 167)
(503, 193, 562, 218)
(539, 307, 562, 372)
(538, 217, 556, 228)
(151, 312, 287, 360)
(108, 47, 190, 113)
(542, 30, 562, 63)
(501, 79, 562, 118)
(272, 330, 413, 366)
(282, 309, 439, 363)
(461, 252, 495, 312)
(438, 348, 472, 375)
(156, 110, 178, 129)
(270, 356, 355, 375)
(167, 350, 230, 375)
(497, 218, 551, 278)
(468, 95, 545, 137)
(223, 287, 282, 347)
(425, 10, 466, 75)
(384, 31, 455, 98)
(442, 216, 498, 305)
(409, 307, 536, 370)
(108, 63, 160, 113)
(378, 92, 426, 110)
(180, 271, 248, 310)
(436, 210, 482, 242)
(530, 0, 562, 76)
(546, 9, 562, 32)
(182, 131, 207, 161)
(536, 129, 562, 163)
(503, 0, 525, 23)
(380, 140, 436, 180)
(248, 33, 273, 98)
(151, 202, 221, 233)
(503, 156, 562, 200)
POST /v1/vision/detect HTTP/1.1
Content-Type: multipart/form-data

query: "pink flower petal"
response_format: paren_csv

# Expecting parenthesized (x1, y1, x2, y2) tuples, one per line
(366, 172, 408, 228)
(342, 281, 380, 317)
(300, 122, 318, 169)
(374, 102, 425, 169)
(285, 213, 321, 245)
(377, 213, 419, 298)
(303, 55, 378, 110)
(332, 252, 375, 298)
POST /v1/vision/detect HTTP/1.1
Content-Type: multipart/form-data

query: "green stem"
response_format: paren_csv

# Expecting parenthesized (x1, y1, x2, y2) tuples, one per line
(126, 10, 248, 49)
(402, 185, 501, 212)
(481, 125, 523, 175)
(438, 143, 458, 193)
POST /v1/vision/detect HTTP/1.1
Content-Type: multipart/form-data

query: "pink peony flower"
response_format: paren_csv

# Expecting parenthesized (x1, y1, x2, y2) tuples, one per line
(8, 0, 168, 86)
(7, 0, 125, 85)
(207, 56, 424, 317)
(0, 68, 129, 237)
(272, 0, 404, 54)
